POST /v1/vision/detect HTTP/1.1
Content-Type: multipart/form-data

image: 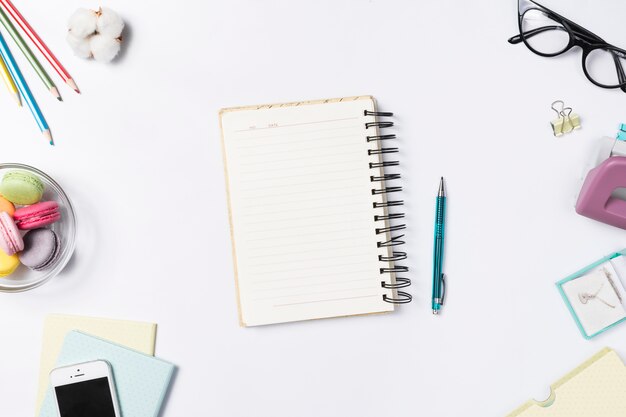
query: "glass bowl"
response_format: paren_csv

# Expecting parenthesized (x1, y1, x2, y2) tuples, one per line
(0, 163, 76, 292)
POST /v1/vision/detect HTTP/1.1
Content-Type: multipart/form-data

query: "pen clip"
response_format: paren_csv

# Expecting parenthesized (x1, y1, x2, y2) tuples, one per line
(440, 273, 446, 305)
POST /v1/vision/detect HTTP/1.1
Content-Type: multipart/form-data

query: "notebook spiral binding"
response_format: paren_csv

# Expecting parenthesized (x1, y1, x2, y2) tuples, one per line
(364, 109, 412, 304)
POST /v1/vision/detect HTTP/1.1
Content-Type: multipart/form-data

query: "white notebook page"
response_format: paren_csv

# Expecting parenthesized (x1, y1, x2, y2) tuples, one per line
(221, 97, 394, 326)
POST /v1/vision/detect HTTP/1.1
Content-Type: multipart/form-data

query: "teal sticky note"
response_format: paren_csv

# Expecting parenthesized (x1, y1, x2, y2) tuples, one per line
(39, 331, 175, 417)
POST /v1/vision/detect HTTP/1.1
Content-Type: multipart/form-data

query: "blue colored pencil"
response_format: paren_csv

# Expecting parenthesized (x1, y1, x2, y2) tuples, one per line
(0, 30, 52, 144)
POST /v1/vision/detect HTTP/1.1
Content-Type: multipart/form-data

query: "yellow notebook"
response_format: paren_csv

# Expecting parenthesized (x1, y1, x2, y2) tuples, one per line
(507, 348, 626, 417)
(34, 314, 157, 415)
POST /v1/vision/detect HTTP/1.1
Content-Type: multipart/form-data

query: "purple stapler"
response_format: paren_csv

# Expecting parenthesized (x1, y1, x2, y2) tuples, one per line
(576, 132, 626, 229)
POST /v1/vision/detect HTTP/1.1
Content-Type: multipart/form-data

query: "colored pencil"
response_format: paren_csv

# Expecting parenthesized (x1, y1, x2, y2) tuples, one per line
(0, 5, 60, 101)
(0, 52, 19, 105)
(0, 31, 52, 144)
(0, 0, 78, 93)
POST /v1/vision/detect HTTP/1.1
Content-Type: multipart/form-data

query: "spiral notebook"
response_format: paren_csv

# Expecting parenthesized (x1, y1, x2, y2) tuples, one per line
(220, 95, 411, 326)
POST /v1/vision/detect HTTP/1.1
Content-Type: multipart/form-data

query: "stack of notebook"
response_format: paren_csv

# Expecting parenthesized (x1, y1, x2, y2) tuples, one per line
(35, 314, 175, 417)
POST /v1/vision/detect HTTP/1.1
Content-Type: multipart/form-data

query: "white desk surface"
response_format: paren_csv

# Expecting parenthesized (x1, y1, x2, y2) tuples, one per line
(2, 0, 626, 416)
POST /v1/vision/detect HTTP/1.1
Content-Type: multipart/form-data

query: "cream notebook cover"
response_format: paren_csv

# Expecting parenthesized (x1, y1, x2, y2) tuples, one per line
(507, 348, 626, 417)
(35, 314, 157, 414)
(220, 96, 410, 326)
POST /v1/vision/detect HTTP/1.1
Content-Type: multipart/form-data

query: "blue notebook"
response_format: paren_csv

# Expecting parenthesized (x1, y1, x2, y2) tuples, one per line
(39, 331, 175, 417)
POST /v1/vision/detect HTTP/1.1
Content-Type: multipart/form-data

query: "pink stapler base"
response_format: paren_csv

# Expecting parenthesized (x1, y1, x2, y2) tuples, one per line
(576, 156, 626, 230)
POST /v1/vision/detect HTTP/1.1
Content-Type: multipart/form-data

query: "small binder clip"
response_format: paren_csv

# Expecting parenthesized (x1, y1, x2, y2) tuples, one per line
(550, 100, 581, 136)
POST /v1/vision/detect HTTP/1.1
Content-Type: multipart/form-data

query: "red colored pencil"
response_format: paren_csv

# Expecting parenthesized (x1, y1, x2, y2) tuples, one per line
(0, 0, 79, 93)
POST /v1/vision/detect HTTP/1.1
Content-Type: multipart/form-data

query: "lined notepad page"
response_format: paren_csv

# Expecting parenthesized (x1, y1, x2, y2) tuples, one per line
(221, 96, 394, 326)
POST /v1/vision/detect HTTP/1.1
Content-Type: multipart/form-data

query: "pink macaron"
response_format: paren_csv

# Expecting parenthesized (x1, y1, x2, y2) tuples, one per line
(0, 211, 24, 255)
(14, 201, 61, 230)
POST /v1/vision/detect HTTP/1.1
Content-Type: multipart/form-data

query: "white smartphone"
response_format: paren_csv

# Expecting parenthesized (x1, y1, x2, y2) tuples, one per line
(50, 360, 121, 417)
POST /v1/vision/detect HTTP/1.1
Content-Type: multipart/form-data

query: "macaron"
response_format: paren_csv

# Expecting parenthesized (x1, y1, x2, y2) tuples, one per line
(0, 170, 44, 205)
(19, 229, 61, 271)
(14, 201, 61, 230)
(0, 250, 19, 277)
(0, 211, 24, 255)
(0, 196, 15, 217)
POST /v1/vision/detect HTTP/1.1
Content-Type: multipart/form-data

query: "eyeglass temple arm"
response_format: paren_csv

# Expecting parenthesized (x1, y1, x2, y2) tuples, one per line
(570, 27, 606, 44)
(509, 24, 604, 47)
(533, 3, 607, 43)
(508, 26, 564, 44)
(510, 1, 607, 45)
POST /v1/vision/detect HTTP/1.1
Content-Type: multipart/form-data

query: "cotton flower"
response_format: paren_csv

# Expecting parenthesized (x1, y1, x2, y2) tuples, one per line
(66, 33, 91, 59)
(66, 7, 125, 64)
(96, 8, 124, 38)
(90, 34, 121, 63)
(67, 8, 98, 38)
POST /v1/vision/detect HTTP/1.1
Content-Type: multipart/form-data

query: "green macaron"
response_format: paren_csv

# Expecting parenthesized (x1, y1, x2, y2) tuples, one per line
(0, 171, 44, 205)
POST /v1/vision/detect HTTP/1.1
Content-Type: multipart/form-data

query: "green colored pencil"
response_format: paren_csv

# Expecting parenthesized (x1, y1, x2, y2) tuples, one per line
(0, 6, 60, 100)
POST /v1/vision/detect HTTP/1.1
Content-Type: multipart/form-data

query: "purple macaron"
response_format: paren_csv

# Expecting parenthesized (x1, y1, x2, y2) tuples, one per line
(19, 228, 61, 271)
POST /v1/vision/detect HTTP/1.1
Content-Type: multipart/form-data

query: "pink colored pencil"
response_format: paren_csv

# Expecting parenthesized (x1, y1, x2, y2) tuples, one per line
(0, 0, 79, 93)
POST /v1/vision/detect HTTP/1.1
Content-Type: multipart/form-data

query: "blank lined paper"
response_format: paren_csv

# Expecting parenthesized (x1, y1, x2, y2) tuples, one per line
(221, 96, 394, 326)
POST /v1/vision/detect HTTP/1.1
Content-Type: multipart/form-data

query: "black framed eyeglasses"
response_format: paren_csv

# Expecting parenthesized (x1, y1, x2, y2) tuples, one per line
(508, 0, 626, 92)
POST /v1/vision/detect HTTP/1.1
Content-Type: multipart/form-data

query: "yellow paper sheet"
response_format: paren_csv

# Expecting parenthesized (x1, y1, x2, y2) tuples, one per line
(35, 314, 157, 415)
(507, 348, 626, 417)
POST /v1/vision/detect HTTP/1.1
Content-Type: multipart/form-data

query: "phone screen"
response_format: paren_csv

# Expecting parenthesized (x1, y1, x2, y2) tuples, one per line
(55, 377, 116, 417)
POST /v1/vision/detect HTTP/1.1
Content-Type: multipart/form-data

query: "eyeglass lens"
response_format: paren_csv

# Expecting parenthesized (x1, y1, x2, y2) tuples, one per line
(521, 9, 571, 55)
(585, 48, 626, 88)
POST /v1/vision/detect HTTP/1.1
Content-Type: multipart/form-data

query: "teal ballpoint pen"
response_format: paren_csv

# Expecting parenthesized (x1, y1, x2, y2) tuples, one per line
(432, 177, 446, 315)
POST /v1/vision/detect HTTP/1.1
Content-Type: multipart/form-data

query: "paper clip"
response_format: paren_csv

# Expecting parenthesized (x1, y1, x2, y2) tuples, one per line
(551, 100, 581, 136)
